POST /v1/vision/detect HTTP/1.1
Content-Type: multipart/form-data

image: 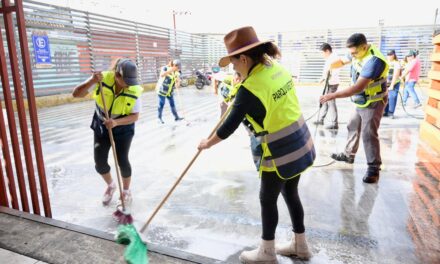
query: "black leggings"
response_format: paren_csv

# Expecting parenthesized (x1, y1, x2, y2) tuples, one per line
(94, 132, 134, 178)
(260, 171, 305, 240)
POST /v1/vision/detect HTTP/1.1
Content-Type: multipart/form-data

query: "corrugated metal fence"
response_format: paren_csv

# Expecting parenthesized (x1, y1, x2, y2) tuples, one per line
(1, 0, 437, 96)
(1, 0, 226, 96)
(259, 25, 436, 83)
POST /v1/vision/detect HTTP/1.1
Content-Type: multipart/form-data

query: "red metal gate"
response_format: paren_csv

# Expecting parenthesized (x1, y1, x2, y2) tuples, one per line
(0, 0, 51, 217)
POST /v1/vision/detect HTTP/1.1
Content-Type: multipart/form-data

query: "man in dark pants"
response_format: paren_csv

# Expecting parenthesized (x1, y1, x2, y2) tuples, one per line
(156, 59, 184, 124)
(320, 33, 388, 184)
(314, 43, 340, 129)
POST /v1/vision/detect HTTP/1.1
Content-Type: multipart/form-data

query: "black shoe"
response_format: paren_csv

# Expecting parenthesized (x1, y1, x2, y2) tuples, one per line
(175, 117, 184, 121)
(325, 124, 339, 130)
(313, 120, 324, 125)
(158, 118, 165, 124)
(331, 153, 354, 164)
(383, 112, 389, 117)
(363, 170, 379, 184)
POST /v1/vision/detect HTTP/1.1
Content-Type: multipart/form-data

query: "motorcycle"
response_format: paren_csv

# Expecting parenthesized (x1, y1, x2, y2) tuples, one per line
(179, 72, 189, 87)
(195, 69, 212, 89)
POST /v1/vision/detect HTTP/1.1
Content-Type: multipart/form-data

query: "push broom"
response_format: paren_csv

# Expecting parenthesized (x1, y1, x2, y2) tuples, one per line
(115, 101, 234, 264)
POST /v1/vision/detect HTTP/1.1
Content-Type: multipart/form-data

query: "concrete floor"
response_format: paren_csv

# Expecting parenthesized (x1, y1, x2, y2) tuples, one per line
(0, 208, 205, 264)
(0, 248, 47, 264)
(28, 84, 438, 263)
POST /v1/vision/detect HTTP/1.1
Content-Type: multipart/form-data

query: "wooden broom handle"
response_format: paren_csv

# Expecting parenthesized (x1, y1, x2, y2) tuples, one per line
(98, 82, 126, 210)
(140, 103, 234, 233)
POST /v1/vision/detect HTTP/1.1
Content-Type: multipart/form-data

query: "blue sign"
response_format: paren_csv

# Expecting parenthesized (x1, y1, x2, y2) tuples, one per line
(32, 35, 51, 64)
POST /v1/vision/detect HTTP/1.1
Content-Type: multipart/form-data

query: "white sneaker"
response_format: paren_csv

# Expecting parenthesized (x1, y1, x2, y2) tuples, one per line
(102, 183, 116, 206)
(413, 103, 422, 109)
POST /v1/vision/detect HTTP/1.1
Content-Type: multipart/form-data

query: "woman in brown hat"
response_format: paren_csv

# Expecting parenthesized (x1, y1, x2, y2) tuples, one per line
(198, 26, 315, 263)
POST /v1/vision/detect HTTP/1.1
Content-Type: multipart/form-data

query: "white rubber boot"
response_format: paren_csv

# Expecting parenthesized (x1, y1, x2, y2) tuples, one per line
(239, 239, 277, 264)
(275, 233, 311, 260)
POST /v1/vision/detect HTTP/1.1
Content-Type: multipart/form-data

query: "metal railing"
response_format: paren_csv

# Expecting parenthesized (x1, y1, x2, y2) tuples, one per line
(0, 0, 51, 217)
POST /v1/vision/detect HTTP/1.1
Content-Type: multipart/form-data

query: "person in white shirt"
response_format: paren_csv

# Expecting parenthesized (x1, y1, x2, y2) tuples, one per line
(315, 43, 340, 129)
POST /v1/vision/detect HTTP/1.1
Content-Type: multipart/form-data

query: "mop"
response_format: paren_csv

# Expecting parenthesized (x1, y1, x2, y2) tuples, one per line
(96, 82, 147, 263)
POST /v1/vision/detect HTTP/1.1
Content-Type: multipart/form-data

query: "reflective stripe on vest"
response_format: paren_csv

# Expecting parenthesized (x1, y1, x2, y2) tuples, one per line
(92, 71, 143, 118)
(260, 115, 308, 167)
(242, 61, 315, 180)
(157, 66, 177, 97)
(351, 45, 389, 108)
(261, 132, 314, 167)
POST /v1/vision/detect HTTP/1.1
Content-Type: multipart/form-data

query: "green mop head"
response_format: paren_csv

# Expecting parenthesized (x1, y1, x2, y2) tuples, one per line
(115, 224, 148, 264)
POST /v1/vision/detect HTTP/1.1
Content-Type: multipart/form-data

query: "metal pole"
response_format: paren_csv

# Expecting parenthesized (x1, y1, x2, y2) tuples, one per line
(173, 11, 176, 34)
(86, 12, 94, 72)
(0, 158, 7, 207)
(0, 20, 19, 210)
(1, 0, 31, 213)
(135, 23, 142, 83)
(15, 0, 52, 217)
(173, 11, 177, 58)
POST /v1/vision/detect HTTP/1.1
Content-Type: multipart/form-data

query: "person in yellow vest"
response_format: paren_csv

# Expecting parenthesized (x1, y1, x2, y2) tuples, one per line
(320, 33, 389, 184)
(214, 71, 264, 170)
(383, 50, 401, 118)
(198, 26, 315, 263)
(72, 58, 143, 207)
(156, 59, 184, 124)
(214, 71, 241, 116)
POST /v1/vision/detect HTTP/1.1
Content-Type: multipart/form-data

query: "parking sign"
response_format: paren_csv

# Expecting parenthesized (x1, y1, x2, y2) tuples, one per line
(32, 34, 52, 67)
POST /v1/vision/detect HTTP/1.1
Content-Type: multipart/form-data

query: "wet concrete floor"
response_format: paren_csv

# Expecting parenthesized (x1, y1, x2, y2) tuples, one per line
(33, 84, 438, 263)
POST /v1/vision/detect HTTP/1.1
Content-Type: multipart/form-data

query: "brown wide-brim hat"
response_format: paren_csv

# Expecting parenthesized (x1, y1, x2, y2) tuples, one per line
(218, 26, 273, 67)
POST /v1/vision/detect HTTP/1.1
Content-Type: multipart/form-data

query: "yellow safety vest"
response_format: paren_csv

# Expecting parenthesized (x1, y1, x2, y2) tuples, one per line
(92, 71, 143, 118)
(387, 59, 400, 85)
(351, 45, 389, 108)
(157, 66, 179, 97)
(219, 75, 240, 103)
(242, 61, 315, 180)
